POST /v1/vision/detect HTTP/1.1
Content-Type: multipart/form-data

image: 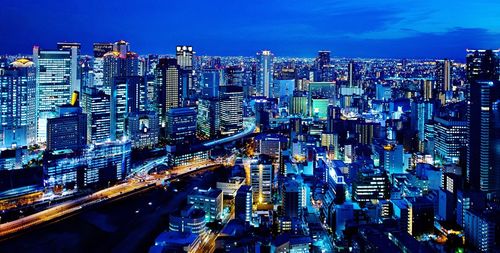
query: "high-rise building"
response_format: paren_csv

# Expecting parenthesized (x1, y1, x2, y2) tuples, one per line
(433, 116, 467, 164)
(352, 168, 389, 202)
(466, 49, 500, 195)
(110, 76, 146, 140)
(92, 42, 114, 91)
(0, 59, 37, 147)
(33, 46, 78, 143)
(175, 45, 193, 70)
(315, 51, 333, 82)
(250, 155, 273, 204)
(347, 60, 356, 87)
(166, 107, 197, 145)
(282, 179, 303, 218)
(464, 210, 499, 252)
(197, 97, 219, 139)
(256, 50, 274, 97)
(436, 59, 452, 92)
(219, 85, 243, 136)
(155, 58, 182, 127)
(235, 185, 253, 222)
(82, 88, 111, 144)
(102, 41, 140, 95)
(466, 49, 499, 82)
(127, 111, 159, 148)
(47, 102, 87, 152)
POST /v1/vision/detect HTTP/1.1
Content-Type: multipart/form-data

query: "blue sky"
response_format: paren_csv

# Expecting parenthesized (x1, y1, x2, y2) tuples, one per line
(1, 0, 499, 60)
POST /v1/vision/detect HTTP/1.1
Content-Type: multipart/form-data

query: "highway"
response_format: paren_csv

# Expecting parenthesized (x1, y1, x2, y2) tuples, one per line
(202, 117, 256, 147)
(0, 119, 255, 240)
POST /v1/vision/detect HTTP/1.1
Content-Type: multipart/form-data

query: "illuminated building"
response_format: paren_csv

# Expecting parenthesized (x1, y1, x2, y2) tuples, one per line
(197, 97, 219, 139)
(308, 82, 335, 117)
(46, 103, 87, 152)
(289, 92, 308, 116)
(282, 179, 304, 218)
(175, 45, 193, 70)
(200, 68, 223, 98)
(354, 120, 381, 145)
(256, 50, 274, 97)
(433, 116, 467, 164)
(466, 50, 500, 194)
(166, 107, 197, 145)
(255, 133, 286, 159)
(155, 58, 182, 127)
(92, 42, 113, 91)
(0, 59, 37, 147)
(187, 187, 223, 222)
(82, 87, 111, 144)
(127, 111, 159, 148)
(169, 205, 207, 234)
(375, 83, 392, 101)
(464, 210, 498, 252)
(235, 185, 253, 222)
(85, 140, 131, 186)
(219, 85, 243, 136)
(315, 51, 333, 82)
(102, 41, 140, 95)
(250, 155, 273, 204)
(33, 46, 78, 143)
(435, 59, 452, 93)
(352, 168, 389, 202)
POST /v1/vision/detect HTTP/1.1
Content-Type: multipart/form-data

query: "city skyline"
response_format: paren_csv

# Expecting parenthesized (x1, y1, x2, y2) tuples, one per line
(1, 0, 500, 59)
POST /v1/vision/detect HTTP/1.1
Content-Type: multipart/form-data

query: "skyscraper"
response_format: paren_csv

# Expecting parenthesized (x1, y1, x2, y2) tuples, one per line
(436, 59, 452, 92)
(47, 102, 87, 152)
(348, 60, 356, 87)
(0, 59, 37, 147)
(33, 46, 78, 143)
(155, 58, 182, 127)
(219, 85, 243, 136)
(102, 41, 140, 95)
(166, 107, 197, 146)
(175, 45, 193, 70)
(466, 49, 500, 195)
(250, 155, 273, 204)
(315, 51, 333, 82)
(82, 87, 111, 144)
(92, 42, 114, 91)
(256, 50, 274, 97)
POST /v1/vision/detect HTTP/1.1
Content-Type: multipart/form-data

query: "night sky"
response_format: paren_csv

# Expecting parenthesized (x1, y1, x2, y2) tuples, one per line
(1, 0, 499, 60)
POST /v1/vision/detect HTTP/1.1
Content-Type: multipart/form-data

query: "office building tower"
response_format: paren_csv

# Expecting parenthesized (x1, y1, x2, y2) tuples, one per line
(289, 92, 308, 116)
(113, 40, 130, 58)
(127, 111, 159, 148)
(93, 42, 114, 58)
(187, 188, 223, 222)
(375, 83, 392, 101)
(464, 210, 499, 252)
(255, 133, 285, 159)
(169, 205, 207, 234)
(316, 51, 333, 82)
(155, 58, 182, 127)
(110, 76, 146, 140)
(256, 50, 274, 97)
(219, 85, 243, 136)
(355, 120, 381, 145)
(436, 59, 452, 92)
(422, 80, 433, 101)
(466, 49, 500, 195)
(84, 140, 131, 186)
(433, 115, 467, 164)
(33, 46, 78, 143)
(407, 197, 434, 237)
(467, 79, 500, 194)
(466, 49, 499, 82)
(47, 101, 87, 152)
(197, 97, 220, 139)
(92, 43, 114, 91)
(235, 185, 253, 222)
(0, 59, 37, 147)
(102, 41, 140, 95)
(176, 45, 193, 70)
(282, 179, 303, 218)
(308, 82, 335, 117)
(352, 168, 389, 202)
(82, 88, 111, 144)
(250, 155, 273, 204)
(200, 68, 223, 98)
(166, 107, 197, 145)
(326, 105, 341, 133)
(347, 60, 356, 87)
(57, 42, 81, 93)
